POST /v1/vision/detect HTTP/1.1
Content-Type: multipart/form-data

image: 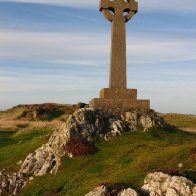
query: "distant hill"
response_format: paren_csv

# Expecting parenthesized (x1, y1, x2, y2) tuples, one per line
(0, 103, 78, 131)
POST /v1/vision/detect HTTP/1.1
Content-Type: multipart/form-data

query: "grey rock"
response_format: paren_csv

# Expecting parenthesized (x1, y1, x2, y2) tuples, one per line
(117, 188, 139, 196)
(104, 120, 124, 140)
(17, 160, 22, 165)
(125, 110, 168, 132)
(85, 185, 108, 196)
(141, 172, 195, 196)
(29, 177, 34, 181)
(192, 185, 196, 195)
(138, 116, 154, 131)
(0, 170, 26, 196)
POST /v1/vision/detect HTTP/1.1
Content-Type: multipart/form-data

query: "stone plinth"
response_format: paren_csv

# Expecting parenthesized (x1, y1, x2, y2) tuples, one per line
(100, 88, 137, 99)
(89, 98, 150, 110)
(89, 88, 150, 111)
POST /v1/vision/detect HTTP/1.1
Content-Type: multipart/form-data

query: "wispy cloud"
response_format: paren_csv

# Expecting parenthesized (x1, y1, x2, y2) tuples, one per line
(0, 30, 196, 65)
(1, 0, 196, 11)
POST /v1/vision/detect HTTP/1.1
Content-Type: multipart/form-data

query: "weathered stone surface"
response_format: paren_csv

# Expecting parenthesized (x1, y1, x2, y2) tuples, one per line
(104, 119, 125, 140)
(99, 0, 137, 89)
(0, 170, 26, 196)
(89, 98, 150, 111)
(100, 88, 137, 99)
(125, 110, 168, 131)
(86, 173, 195, 196)
(117, 188, 139, 196)
(141, 172, 195, 196)
(85, 185, 108, 196)
(192, 185, 196, 195)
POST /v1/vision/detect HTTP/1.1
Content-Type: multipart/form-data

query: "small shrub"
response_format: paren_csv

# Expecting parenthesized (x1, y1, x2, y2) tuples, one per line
(65, 138, 94, 157)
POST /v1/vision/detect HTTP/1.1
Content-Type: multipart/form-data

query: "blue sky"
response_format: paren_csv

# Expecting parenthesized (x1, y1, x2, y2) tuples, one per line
(0, 0, 196, 114)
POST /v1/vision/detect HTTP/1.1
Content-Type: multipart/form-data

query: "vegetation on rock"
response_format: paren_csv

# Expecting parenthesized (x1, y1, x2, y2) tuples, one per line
(65, 138, 94, 157)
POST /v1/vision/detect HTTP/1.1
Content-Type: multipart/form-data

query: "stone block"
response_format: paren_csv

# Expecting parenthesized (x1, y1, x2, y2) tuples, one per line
(100, 88, 137, 99)
(89, 97, 150, 111)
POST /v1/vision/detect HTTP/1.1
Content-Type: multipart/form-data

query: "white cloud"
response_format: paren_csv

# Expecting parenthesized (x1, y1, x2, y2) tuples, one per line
(0, 30, 196, 65)
(0, 0, 96, 7)
(0, 30, 109, 64)
(140, 0, 196, 12)
(1, 0, 196, 11)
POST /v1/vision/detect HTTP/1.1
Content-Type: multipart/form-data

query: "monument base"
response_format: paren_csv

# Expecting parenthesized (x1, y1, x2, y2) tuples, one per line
(89, 88, 150, 111)
(99, 88, 137, 99)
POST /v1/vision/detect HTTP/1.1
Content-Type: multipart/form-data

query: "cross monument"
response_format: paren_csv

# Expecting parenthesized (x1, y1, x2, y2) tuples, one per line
(89, 0, 150, 111)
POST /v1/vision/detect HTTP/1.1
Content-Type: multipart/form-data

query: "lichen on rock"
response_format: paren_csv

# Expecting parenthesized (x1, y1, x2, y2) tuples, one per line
(141, 172, 195, 196)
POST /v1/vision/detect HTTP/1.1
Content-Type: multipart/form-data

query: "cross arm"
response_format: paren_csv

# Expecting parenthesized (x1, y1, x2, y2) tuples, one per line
(129, 0, 138, 13)
(99, 0, 114, 11)
(124, 0, 138, 22)
(102, 9, 114, 22)
(125, 11, 134, 22)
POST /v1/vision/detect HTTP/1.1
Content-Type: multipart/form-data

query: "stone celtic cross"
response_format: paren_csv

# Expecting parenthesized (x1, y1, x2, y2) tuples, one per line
(89, 0, 150, 111)
(99, 0, 138, 89)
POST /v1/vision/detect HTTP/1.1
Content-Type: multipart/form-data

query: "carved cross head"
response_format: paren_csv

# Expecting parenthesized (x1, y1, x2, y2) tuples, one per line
(99, 0, 138, 22)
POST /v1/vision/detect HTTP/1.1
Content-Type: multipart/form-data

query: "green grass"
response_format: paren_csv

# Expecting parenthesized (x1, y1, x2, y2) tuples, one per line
(0, 127, 195, 195)
(0, 127, 53, 169)
(160, 113, 196, 129)
(8, 128, 195, 196)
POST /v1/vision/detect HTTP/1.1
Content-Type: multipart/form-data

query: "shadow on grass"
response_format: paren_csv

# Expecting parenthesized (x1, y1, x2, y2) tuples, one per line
(0, 131, 18, 147)
(184, 171, 196, 183)
(0, 130, 17, 136)
(16, 123, 29, 129)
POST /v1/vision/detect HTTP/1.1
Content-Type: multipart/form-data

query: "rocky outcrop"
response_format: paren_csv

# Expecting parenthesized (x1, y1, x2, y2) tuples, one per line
(141, 172, 196, 196)
(19, 108, 126, 176)
(0, 170, 26, 196)
(18, 108, 166, 177)
(0, 108, 170, 195)
(124, 110, 168, 132)
(85, 172, 196, 196)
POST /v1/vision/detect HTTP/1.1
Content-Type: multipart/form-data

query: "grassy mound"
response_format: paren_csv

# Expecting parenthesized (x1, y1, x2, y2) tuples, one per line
(0, 127, 195, 196)
(0, 103, 75, 132)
